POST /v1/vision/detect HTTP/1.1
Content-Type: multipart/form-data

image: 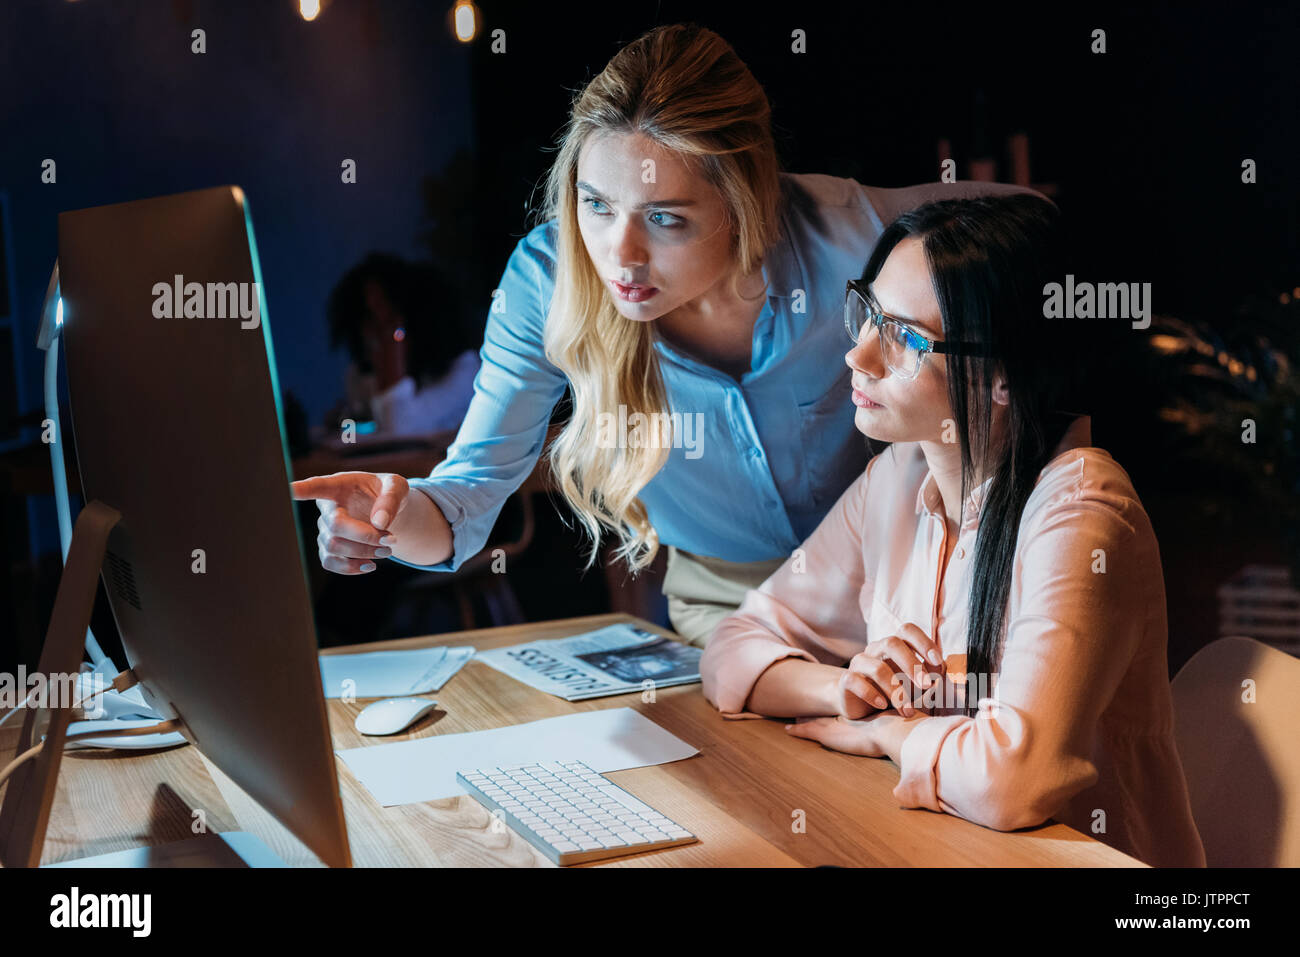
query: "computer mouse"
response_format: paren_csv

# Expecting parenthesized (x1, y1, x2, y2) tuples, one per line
(354, 696, 440, 736)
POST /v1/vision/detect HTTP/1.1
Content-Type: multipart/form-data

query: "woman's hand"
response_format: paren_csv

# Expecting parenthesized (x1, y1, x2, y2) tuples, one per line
(785, 711, 927, 762)
(291, 471, 410, 574)
(834, 623, 945, 719)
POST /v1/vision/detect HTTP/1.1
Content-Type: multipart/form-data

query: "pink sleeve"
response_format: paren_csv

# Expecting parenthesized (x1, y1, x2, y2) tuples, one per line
(700, 456, 880, 718)
(893, 478, 1152, 831)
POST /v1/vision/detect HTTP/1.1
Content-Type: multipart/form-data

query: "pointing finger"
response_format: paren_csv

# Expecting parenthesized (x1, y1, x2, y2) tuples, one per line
(292, 474, 348, 502)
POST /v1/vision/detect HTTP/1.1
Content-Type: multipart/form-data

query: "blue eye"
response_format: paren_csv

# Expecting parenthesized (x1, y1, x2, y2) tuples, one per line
(647, 210, 681, 229)
(581, 196, 610, 215)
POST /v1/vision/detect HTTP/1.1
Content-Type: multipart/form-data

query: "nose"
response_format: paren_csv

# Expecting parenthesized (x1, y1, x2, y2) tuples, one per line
(845, 319, 886, 379)
(610, 218, 648, 272)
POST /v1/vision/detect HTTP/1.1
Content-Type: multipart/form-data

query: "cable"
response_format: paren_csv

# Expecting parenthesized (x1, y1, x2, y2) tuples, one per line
(0, 668, 137, 731)
(0, 719, 183, 791)
(0, 744, 43, 792)
(0, 687, 44, 732)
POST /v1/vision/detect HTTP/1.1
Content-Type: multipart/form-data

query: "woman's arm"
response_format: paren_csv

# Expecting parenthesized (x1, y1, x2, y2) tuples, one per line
(743, 657, 847, 716)
(387, 224, 568, 572)
(701, 451, 892, 718)
(891, 479, 1155, 832)
(386, 482, 454, 566)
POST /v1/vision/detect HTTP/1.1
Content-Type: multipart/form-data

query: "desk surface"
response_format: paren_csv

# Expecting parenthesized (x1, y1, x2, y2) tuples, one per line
(18, 614, 1143, 867)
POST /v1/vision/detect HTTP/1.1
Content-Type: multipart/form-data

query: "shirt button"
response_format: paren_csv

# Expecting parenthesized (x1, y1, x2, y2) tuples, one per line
(955, 547, 966, 559)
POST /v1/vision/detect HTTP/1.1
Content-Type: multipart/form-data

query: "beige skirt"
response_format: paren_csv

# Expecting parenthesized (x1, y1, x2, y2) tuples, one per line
(661, 546, 787, 648)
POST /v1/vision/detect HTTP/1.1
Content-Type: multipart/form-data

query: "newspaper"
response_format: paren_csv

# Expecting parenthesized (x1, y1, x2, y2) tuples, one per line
(475, 623, 701, 701)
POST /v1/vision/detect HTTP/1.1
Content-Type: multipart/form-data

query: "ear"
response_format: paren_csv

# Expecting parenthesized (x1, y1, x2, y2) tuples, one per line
(992, 369, 1010, 406)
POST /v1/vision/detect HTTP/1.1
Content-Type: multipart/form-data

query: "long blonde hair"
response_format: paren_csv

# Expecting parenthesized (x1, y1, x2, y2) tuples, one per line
(539, 23, 782, 573)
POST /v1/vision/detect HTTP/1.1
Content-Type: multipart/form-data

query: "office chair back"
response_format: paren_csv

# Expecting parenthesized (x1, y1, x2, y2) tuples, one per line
(1171, 635, 1300, 866)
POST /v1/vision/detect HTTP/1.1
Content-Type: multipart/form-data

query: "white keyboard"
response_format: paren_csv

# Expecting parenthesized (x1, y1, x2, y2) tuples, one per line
(456, 760, 698, 865)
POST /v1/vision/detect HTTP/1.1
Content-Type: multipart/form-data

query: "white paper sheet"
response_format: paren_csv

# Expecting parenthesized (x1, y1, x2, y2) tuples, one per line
(335, 706, 699, 806)
(319, 645, 474, 699)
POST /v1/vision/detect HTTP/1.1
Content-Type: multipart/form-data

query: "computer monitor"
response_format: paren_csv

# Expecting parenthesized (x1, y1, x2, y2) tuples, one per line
(50, 185, 351, 867)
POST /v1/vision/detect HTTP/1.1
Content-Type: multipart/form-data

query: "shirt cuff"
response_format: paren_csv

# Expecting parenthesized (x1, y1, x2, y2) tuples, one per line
(892, 713, 969, 810)
(702, 638, 817, 718)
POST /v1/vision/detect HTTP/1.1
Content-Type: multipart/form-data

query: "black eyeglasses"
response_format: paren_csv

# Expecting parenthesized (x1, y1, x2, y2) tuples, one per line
(844, 279, 989, 380)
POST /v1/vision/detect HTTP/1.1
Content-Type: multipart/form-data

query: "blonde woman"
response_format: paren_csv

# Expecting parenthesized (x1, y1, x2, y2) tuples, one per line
(293, 22, 1033, 645)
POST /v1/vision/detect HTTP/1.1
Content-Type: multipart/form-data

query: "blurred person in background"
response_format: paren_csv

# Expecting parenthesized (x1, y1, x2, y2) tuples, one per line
(326, 252, 480, 437)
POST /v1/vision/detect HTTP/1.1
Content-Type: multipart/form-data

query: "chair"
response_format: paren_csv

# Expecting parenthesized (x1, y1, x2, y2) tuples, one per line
(1170, 635, 1300, 866)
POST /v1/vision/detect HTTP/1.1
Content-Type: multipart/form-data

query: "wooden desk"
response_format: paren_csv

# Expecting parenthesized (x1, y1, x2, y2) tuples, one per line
(12, 613, 1144, 867)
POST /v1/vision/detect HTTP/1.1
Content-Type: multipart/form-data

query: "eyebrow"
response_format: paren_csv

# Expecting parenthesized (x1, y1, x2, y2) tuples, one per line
(865, 283, 942, 340)
(575, 181, 697, 209)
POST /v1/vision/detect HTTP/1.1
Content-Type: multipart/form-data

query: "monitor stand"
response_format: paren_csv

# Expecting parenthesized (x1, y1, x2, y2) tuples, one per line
(0, 501, 285, 868)
(0, 500, 121, 867)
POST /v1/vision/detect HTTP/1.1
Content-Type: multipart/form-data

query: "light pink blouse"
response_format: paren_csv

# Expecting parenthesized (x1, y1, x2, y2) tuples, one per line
(700, 416, 1206, 867)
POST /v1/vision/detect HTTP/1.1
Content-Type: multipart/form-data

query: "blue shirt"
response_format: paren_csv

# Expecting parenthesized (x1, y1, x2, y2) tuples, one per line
(393, 173, 1030, 571)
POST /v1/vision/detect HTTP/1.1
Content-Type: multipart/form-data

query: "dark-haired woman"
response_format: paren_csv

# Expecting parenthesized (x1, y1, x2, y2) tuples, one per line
(699, 194, 1206, 868)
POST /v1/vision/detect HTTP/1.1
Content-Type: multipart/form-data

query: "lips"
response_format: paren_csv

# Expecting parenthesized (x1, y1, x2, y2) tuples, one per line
(851, 385, 884, 409)
(610, 279, 659, 303)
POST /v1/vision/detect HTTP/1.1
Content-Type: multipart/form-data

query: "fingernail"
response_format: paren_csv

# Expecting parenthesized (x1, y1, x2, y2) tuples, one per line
(372, 510, 390, 528)
(360, 562, 376, 572)
(874, 697, 888, 709)
(375, 547, 392, 558)
(379, 535, 397, 546)
(928, 650, 942, 666)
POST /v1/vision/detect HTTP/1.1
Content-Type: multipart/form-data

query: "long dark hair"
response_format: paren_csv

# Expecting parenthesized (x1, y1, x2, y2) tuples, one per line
(858, 194, 1080, 716)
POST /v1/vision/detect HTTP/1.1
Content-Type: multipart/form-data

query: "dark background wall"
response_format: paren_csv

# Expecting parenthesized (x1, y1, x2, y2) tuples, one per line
(2, 0, 1298, 672)
(1, 0, 473, 558)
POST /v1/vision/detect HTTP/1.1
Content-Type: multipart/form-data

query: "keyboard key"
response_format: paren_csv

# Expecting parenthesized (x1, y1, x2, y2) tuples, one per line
(597, 785, 658, 816)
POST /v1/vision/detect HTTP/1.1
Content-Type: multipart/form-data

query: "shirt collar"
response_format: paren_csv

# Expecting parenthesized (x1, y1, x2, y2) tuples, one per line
(913, 472, 991, 526)
(913, 415, 1094, 526)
